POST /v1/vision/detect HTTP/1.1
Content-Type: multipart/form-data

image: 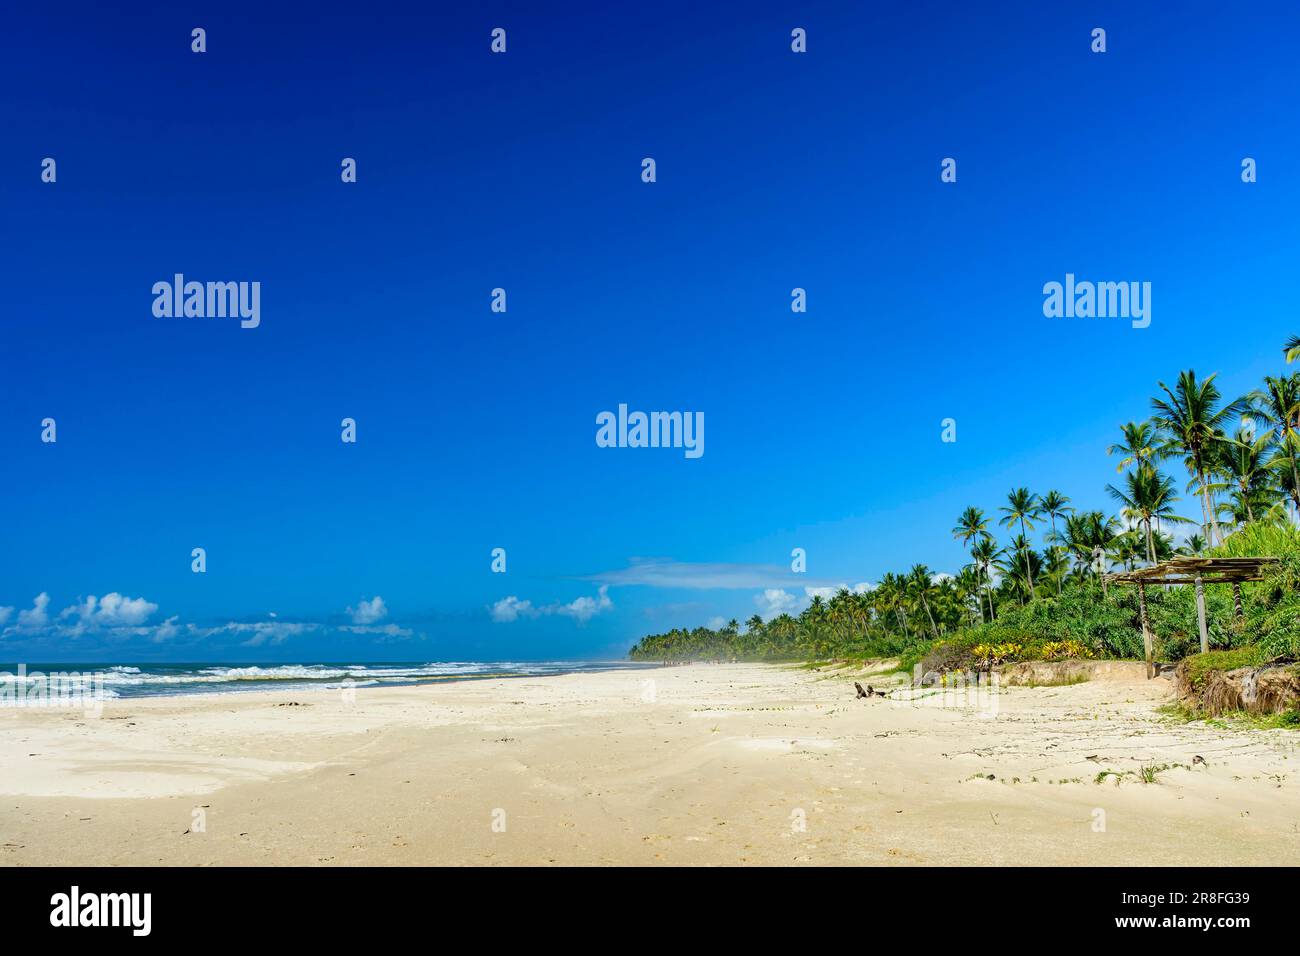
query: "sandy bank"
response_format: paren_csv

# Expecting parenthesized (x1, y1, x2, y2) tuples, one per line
(1, 663, 1296, 865)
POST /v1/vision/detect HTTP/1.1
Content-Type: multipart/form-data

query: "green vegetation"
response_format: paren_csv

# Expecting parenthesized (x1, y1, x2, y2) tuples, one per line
(629, 349, 1300, 676)
(1179, 647, 1268, 689)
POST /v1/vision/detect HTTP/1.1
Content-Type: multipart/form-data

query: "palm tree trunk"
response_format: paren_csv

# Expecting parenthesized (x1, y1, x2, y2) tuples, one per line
(1197, 461, 1223, 545)
(1050, 515, 1062, 597)
(1193, 473, 1212, 544)
(1019, 517, 1035, 593)
(920, 594, 939, 640)
(1287, 431, 1300, 523)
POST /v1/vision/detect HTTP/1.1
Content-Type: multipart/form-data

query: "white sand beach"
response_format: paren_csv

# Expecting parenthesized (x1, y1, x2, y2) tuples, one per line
(1, 663, 1296, 866)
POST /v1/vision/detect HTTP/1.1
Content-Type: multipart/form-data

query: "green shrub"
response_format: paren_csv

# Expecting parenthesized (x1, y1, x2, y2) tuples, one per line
(1179, 647, 1268, 688)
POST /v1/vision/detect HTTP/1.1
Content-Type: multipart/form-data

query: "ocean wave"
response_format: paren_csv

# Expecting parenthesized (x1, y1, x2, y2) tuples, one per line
(0, 661, 651, 699)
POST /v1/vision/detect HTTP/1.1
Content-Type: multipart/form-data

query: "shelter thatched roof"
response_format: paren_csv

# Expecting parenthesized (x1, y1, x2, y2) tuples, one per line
(1106, 556, 1279, 586)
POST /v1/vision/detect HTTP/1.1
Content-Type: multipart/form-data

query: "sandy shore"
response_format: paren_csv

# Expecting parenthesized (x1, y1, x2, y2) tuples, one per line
(1, 662, 1297, 866)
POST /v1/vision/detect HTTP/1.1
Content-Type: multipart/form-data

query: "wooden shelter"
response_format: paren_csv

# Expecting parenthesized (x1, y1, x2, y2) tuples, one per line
(1106, 557, 1279, 678)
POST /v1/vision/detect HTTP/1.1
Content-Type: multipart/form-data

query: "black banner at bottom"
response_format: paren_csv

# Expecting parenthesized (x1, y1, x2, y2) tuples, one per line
(0, 866, 1280, 941)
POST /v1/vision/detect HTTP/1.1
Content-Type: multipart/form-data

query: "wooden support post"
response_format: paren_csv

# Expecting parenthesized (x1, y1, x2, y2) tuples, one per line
(1194, 573, 1209, 654)
(1232, 582, 1245, 627)
(1138, 581, 1153, 679)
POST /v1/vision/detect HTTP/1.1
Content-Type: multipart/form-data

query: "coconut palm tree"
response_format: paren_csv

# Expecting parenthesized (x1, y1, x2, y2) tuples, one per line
(952, 506, 991, 621)
(1244, 374, 1300, 519)
(1109, 528, 1145, 571)
(1150, 370, 1246, 546)
(970, 535, 1001, 620)
(954, 565, 984, 626)
(1285, 336, 1300, 363)
(906, 564, 940, 639)
(1267, 441, 1300, 518)
(998, 488, 1043, 595)
(1060, 512, 1094, 576)
(996, 535, 1042, 604)
(1079, 511, 1120, 594)
(1106, 467, 1190, 564)
(1107, 421, 1162, 473)
(1040, 490, 1073, 597)
(1210, 426, 1277, 525)
(876, 572, 910, 638)
(1041, 543, 1072, 597)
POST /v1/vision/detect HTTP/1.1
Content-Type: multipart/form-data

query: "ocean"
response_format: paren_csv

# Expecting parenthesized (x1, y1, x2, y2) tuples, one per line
(0, 661, 653, 700)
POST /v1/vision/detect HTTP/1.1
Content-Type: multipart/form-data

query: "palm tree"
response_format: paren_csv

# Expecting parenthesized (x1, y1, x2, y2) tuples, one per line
(876, 572, 911, 638)
(1267, 441, 1300, 518)
(1106, 529, 1137, 571)
(996, 535, 1042, 604)
(1068, 510, 1120, 595)
(1040, 490, 1073, 597)
(1244, 374, 1300, 519)
(1284, 336, 1300, 363)
(1150, 370, 1245, 546)
(1177, 533, 1207, 556)
(1106, 467, 1190, 564)
(998, 488, 1042, 595)
(970, 535, 1000, 620)
(952, 507, 991, 621)
(1151, 529, 1176, 563)
(1210, 426, 1277, 526)
(1041, 543, 1072, 597)
(1060, 512, 1095, 576)
(954, 566, 984, 626)
(805, 595, 826, 623)
(1107, 421, 1162, 473)
(906, 564, 940, 640)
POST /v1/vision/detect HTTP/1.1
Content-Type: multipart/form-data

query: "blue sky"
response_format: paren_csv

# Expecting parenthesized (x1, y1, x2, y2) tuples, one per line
(3, 2, 1298, 661)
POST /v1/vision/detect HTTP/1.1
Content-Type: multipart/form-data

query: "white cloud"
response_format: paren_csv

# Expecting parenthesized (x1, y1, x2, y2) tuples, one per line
(706, 616, 727, 629)
(0, 592, 422, 647)
(755, 588, 799, 621)
(556, 586, 612, 623)
(150, 616, 181, 642)
(340, 623, 414, 639)
(490, 595, 536, 623)
(588, 558, 841, 590)
(490, 586, 613, 625)
(60, 593, 158, 628)
(807, 582, 876, 600)
(224, 620, 321, 648)
(749, 582, 870, 623)
(0, 592, 179, 642)
(17, 593, 50, 628)
(347, 595, 387, 625)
